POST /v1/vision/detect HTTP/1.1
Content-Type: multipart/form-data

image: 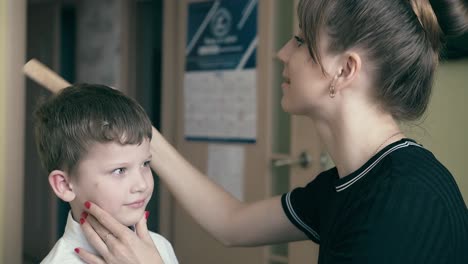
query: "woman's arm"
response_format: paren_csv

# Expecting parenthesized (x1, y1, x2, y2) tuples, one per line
(150, 128, 306, 246)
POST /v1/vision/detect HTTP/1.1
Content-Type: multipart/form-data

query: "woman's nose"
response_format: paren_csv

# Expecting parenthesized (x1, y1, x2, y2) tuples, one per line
(276, 39, 292, 63)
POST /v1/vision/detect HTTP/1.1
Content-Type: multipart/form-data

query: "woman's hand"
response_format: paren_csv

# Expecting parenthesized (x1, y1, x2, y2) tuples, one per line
(76, 201, 164, 264)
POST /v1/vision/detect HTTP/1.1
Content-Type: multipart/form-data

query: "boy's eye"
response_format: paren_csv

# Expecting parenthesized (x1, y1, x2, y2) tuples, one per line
(143, 160, 151, 167)
(294, 35, 305, 47)
(112, 168, 126, 175)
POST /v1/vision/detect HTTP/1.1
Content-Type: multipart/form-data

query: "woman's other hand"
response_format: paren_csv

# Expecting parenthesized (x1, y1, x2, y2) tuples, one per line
(76, 201, 164, 264)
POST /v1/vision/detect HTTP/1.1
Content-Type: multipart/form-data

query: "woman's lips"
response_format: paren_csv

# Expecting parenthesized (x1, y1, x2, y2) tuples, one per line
(282, 77, 290, 90)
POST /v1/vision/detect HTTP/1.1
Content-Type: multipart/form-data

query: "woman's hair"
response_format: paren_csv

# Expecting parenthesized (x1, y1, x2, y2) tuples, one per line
(298, 0, 468, 121)
(34, 84, 153, 173)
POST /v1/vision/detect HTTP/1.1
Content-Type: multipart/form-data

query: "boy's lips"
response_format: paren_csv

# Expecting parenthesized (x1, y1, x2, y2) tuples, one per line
(125, 198, 146, 209)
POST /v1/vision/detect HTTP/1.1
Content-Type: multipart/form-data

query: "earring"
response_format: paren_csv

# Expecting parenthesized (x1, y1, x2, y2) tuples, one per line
(329, 85, 336, 98)
(329, 70, 342, 98)
(329, 75, 338, 98)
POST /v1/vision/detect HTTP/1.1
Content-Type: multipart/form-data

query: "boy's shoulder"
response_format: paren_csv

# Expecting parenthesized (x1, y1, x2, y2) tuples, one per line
(148, 231, 179, 264)
(40, 227, 178, 264)
(40, 237, 80, 264)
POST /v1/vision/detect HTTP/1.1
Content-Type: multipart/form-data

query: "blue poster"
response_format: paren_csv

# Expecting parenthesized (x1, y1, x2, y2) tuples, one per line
(186, 0, 257, 71)
(184, 0, 258, 143)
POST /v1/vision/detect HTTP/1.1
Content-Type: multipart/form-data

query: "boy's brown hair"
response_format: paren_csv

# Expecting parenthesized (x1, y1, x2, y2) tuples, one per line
(34, 84, 152, 174)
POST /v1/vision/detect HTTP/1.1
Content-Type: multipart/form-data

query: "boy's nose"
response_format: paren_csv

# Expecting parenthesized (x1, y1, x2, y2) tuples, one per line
(130, 172, 149, 193)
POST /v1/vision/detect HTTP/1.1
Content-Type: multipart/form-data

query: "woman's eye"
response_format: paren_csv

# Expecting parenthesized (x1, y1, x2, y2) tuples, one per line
(143, 160, 151, 167)
(294, 35, 305, 47)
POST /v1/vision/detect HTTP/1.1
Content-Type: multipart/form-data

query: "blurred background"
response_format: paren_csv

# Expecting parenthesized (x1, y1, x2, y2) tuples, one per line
(1, 0, 467, 263)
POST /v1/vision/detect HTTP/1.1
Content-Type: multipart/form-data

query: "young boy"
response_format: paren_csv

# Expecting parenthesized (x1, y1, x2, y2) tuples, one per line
(35, 84, 178, 263)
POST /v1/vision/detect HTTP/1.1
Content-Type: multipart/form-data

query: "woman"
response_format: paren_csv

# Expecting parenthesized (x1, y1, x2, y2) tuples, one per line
(76, 0, 468, 263)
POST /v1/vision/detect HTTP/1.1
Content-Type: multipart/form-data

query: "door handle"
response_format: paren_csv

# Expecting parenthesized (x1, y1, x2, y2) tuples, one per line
(272, 151, 312, 168)
(271, 151, 329, 169)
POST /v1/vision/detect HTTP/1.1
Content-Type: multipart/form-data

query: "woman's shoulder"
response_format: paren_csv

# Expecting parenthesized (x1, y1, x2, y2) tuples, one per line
(385, 140, 452, 181)
(378, 141, 466, 212)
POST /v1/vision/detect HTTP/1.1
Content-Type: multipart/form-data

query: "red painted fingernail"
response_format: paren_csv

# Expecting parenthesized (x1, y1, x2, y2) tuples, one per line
(80, 218, 86, 225)
(84, 201, 91, 209)
(145, 211, 150, 219)
(74, 248, 80, 254)
(81, 212, 88, 219)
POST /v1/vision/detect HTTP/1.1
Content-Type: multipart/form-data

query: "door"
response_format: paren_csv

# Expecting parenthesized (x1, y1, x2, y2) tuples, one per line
(269, 114, 327, 264)
(160, 0, 326, 263)
(23, 3, 61, 262)
(267, 0, 328, 262)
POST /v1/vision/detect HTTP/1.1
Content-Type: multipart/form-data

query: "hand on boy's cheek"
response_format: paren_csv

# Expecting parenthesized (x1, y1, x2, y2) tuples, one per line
(70, 191, 152, 227)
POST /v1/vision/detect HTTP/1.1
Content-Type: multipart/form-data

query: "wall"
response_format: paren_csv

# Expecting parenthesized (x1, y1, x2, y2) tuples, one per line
(76, 0, 124, 89)
(0, 0, 6, 258)
(0, 0, 26, 263)
(404, 59, 468, 204)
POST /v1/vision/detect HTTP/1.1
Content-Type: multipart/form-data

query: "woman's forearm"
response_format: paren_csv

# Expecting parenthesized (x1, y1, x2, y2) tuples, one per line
(149, 128, 246, 245)
(149, 128, 304, 246)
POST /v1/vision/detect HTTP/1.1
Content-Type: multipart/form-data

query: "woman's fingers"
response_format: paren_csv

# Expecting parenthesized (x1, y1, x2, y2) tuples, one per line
(75, 247, 106, 264)
(84, 201, 132, 239)
(80, 216, 110, 257)
(86, 215, 112, 242)
(135, 211, 153, 244)
(80, 202, 163, 264)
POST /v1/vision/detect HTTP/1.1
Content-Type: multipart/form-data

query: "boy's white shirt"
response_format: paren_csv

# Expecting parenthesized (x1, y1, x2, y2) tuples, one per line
(41, 211, 178, 264)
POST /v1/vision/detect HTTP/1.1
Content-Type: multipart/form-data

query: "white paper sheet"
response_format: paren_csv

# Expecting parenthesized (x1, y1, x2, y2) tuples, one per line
(184, 70, 256, 142)
(207, 144, 245, 201)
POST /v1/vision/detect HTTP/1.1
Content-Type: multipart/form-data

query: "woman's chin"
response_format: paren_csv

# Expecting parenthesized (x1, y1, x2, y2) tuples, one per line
(280, 99, 292, 113)
(281, 100, 303, 115)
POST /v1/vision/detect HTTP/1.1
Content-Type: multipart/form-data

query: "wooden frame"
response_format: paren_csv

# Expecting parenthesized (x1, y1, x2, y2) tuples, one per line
(1, 0, 26, 263)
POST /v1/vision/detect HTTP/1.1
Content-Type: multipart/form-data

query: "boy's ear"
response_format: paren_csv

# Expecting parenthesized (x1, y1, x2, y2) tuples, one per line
(48, 170, 76, 202)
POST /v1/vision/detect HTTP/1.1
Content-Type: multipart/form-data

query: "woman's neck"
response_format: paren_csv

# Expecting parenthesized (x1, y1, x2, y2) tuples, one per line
(313, 105, 404, 178)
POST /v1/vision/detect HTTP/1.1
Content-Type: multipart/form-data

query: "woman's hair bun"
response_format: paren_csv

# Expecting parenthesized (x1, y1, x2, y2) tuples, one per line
(429, 0, 468, 36)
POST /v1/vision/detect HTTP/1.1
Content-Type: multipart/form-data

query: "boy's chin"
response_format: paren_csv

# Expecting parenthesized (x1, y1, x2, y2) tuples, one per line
(116, 212, 144, 227)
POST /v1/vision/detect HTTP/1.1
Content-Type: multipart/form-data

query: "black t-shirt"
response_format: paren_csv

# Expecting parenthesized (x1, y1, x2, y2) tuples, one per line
(282, 139, 468, 264)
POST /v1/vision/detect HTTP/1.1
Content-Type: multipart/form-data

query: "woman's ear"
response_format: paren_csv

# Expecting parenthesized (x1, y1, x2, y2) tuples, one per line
(48, 170, 76, 202)
(335, 52, 361, 91)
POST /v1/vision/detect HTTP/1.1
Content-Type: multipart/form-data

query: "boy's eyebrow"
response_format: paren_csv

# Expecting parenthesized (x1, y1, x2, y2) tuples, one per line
(106, 161, 130, 168)
(105, 154, 152, 168)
